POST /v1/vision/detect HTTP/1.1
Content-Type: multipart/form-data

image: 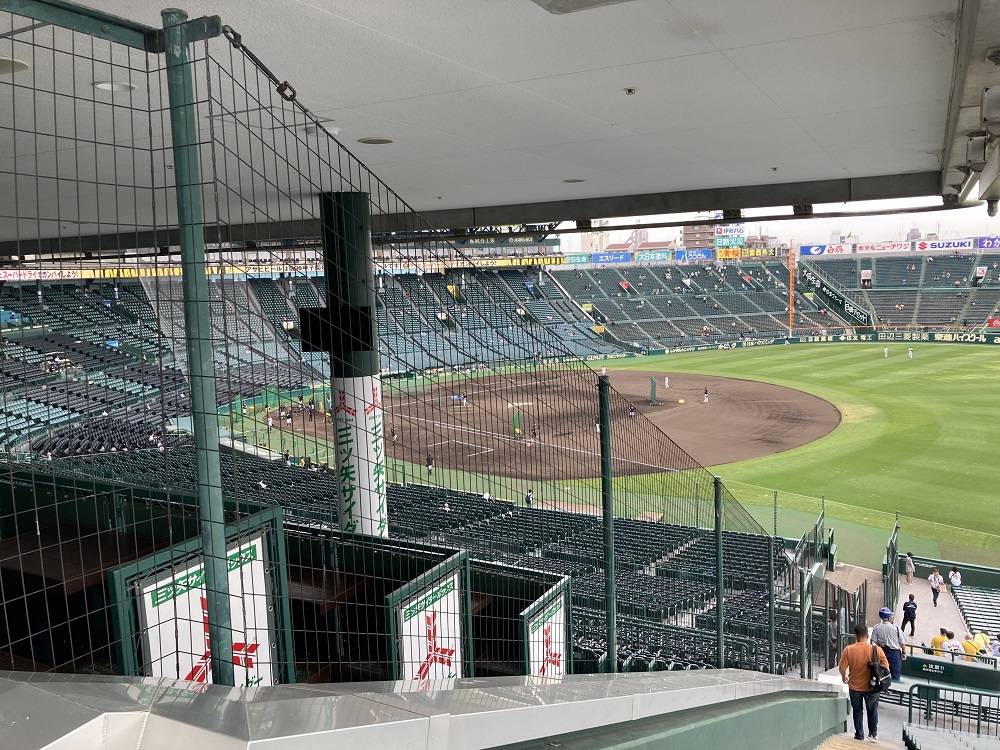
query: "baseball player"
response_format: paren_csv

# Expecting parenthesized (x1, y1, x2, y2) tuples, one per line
(664, 375, 669, 389)
(628, 404, 636, 419)
(703, 388, 709, 404)
(908, 347, 913, 359)
(884, 347, 888, 358)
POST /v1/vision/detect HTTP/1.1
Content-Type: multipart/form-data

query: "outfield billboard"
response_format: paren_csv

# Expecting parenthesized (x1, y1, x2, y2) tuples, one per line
(676, 249, 713, 261)
(591, 252, 631, 264)
(916, 239, 974, 252)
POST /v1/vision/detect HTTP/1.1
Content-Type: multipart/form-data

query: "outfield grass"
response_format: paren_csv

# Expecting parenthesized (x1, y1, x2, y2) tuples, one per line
(609, 343, 1000, 565)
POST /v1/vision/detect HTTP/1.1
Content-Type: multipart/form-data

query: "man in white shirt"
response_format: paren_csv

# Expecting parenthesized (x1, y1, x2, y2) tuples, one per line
(941, 631, 964, 655)
(928, 569, 944, 607)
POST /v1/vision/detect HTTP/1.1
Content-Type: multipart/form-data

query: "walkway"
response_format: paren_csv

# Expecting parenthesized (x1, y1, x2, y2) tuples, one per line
(894, 573, 969, 649)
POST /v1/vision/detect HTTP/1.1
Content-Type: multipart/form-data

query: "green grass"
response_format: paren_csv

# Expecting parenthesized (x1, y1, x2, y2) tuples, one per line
(609, 343, 1000, 566)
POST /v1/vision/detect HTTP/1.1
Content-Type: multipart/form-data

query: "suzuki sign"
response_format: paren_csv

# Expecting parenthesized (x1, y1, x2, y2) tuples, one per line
(916, 239, 974, 251)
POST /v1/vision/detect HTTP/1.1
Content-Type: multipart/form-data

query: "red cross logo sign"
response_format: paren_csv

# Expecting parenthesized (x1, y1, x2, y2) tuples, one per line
(364, 386, 382, 417)
(539, 624, 562, 676)
(184, 597, 261, 683)
(333, 389, 356, 417)
(415, 611, 456, 680)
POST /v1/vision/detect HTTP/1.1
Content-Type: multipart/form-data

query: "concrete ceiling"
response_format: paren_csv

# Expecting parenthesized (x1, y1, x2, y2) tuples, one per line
(0, 0, 996, 245)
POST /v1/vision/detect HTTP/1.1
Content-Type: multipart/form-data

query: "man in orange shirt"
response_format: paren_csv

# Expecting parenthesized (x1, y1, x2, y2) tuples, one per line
(839, 624, 890, 742)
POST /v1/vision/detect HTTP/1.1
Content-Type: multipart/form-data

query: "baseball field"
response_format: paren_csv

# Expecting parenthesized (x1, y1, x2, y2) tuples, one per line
(608, 342, 1000, 567)
(233, 341, 999, 569)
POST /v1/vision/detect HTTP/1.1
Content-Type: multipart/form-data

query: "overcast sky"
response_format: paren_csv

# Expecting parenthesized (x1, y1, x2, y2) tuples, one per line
(559, 197, 1000, 251)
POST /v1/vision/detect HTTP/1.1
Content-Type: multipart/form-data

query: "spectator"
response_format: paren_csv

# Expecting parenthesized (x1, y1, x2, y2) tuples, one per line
(941, 631, 964, 655)
(949, 566, 962, 591)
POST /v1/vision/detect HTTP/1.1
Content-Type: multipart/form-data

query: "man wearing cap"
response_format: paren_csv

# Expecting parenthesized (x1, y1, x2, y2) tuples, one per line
(871, 607, 907, 679)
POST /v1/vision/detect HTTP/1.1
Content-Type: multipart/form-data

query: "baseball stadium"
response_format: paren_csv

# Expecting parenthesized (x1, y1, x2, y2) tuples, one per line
(2, 2, 1000, 749)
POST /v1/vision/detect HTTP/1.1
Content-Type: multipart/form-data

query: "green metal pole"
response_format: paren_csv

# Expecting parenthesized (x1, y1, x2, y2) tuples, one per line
(768, 534, 776, 674)
(695, 482, 699, 529)
(714, 476, 725, 668)
(161, 8, 234, 687)
(773, 489, 778, 538)
(598, 374, 616, 672)
(800, 568, 807, 679)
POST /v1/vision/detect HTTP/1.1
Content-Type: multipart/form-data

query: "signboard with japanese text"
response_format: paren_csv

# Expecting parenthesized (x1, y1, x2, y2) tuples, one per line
(332, 374, 388, 537)
(714, 235, 746, 248)
(395, 571, 465, 682)
(137, 534, 275, 687)
(675, 249, 713, 262)
(591, 252, 631, 264)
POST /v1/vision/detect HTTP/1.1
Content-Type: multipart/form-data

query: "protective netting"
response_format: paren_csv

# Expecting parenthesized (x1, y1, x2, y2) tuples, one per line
(0, 8, 792, 684)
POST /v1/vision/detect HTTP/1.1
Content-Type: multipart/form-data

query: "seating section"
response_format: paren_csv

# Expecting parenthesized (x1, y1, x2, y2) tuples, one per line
(953, 586, 1000, 636)
(22, 442, 787, 674)
(904, 724, 1000, 750)
(551, 262, 842, 349)
(661, 531, 789, 588)
(809, 251, 999, 328)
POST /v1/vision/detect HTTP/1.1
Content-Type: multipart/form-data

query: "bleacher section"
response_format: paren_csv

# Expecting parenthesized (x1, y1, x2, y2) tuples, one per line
(809, 251, 999, 328)
(954, 586, 1000, 636)
(16, 439, 790, 675)
(550, 262, 840, 348)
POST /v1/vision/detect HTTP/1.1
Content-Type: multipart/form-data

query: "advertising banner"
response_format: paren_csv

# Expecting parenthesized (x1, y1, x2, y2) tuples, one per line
(823, 244, 852, 254)
(714, 224, 745, 235)
(717, 248, 741, 259)
(740, 247, 776, 258)
(455, 235, 560, 248)
(978, 237, 1000, 250)
(565, 253, 591, 264)
(138, 534, 275, 687)
(714, 235, 746, 248)
(856, 243, 911, 253)
(591, 252, 631, 264)
(635, 251, 672, 263)
(397, 571, 464, 681)
(675, 249, 713, 262)
(799, 245, 827, 256)
(332, 374, 388, 537)
(989, 318, 1000, 328)
(916, 239, 974, 251)
(525, 592, 568, 678)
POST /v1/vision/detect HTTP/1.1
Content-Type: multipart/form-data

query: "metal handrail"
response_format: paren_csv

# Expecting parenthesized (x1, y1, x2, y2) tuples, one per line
(907, 682, 1000, 737)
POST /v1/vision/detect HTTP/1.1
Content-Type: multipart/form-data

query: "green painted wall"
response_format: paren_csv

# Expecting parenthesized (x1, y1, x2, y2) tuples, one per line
(502, 692, 843, 750)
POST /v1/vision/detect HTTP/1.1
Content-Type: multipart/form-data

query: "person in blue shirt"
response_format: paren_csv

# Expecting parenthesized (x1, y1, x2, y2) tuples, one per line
(901, 594, 917, 637)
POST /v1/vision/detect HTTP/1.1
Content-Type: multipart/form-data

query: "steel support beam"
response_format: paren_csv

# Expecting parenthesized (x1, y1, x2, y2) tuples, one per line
(161, 7, 234, 687)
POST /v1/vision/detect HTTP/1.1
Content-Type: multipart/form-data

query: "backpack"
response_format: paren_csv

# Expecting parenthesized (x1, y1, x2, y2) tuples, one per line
(868, 644, 892, 693)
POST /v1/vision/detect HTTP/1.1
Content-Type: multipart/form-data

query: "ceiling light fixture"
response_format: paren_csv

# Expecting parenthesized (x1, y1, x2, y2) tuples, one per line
(0, 57, 29, 76)
(92, 81, 136, 92)
(357, 137, 393, 145)
(563, 178, 586, 183)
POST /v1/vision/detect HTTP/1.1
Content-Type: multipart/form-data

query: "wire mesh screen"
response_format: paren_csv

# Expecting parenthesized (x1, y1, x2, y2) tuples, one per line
(0, 7, 791, 683)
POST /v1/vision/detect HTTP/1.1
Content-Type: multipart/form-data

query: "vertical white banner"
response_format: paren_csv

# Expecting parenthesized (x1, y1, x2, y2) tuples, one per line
(333, 374, 388, 537)
(398, 572, 464, 681)
(138, 534, 275, 687)
(527, 594, 567, 678)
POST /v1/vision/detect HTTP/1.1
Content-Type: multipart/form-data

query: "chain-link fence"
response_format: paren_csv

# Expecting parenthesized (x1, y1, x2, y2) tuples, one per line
(0, 4, 799, 684)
